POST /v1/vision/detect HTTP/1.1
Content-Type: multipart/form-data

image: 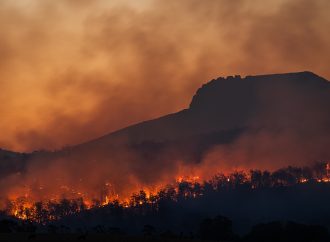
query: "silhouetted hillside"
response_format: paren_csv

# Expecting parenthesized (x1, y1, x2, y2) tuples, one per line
(60, 71, 330, 167)
(0, 71, 329, 200)
(84, 71, 329, 145)
(0, 149, 27, 178)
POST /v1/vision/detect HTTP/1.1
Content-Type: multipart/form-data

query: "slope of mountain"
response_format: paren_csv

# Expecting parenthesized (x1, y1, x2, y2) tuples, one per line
(0, 149, 28, 177)
(78, 71, 329, 147)
(66, 71, 329, 159)
(1, 71, 330, 182)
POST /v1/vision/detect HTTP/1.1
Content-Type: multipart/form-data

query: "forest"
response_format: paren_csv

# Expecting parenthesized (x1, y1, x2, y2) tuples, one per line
(1, 161, 330, 241)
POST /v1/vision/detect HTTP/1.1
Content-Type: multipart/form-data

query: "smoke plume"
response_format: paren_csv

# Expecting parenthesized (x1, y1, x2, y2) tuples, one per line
(0, 0, 329, 151)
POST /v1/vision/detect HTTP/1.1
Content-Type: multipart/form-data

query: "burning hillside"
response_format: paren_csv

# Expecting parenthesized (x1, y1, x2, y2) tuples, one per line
(2, 161, 330, 223)
(0, 71, 330, 224)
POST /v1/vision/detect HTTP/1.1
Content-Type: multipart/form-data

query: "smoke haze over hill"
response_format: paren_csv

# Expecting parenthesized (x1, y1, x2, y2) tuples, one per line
(0, 0, 330, 151)
(0, 72, 329, 206)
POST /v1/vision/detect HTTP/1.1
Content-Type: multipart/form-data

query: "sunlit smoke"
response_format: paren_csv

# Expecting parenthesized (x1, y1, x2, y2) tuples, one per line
(0, 0, 329, 151)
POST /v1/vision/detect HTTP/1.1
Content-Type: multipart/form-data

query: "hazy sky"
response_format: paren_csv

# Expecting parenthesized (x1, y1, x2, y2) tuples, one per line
(1, 0, 329, 152)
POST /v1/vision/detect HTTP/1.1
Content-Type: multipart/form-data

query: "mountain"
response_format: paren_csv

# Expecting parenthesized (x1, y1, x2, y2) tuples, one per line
(74, 71, 328, 145)
(1, 71, 330, 192)
(68, 71, 330, 162)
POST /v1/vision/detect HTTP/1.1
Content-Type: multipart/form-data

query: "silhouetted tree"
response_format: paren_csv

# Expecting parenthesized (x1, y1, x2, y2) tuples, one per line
(230, 171, 248, 188)
(130, 190, 147, 207)
(312, 161, 328, 180)
(302, 166, 313, 181)
(211, 173, 229, 190)
(251, 170, 262, 189)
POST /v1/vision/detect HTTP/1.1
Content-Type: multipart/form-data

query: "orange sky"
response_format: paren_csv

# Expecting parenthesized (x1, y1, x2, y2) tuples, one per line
(1, 0, 330, 152)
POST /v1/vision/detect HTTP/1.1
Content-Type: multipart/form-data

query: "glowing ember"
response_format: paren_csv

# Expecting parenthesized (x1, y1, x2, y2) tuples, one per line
(1, 162, 329, 223)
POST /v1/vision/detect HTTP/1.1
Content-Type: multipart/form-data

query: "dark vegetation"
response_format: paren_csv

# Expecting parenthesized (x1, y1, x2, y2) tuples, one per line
(0, 216, 329, 242)
(1, 161, 330, 241)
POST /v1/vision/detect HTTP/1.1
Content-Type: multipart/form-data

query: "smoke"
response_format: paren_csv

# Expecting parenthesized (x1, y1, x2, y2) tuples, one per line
(3, 73, 329, 206)
(0, 0, 329, 152)
(0, 0, 330, 206)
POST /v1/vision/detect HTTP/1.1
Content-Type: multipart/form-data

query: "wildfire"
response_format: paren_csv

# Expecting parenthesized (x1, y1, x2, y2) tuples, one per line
(176, 175, 200, 183)
(1, 162, 329, 223)
(11, 203, 33, 220)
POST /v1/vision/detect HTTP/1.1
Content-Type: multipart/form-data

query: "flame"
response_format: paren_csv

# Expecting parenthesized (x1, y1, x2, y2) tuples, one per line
(176, 175, 200, 183)
(1, 162, 330, 222)
(300, 178, 308, 183)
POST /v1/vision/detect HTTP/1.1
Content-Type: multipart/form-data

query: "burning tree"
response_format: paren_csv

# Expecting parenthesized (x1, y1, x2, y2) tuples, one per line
(1, 161, 330, 223)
